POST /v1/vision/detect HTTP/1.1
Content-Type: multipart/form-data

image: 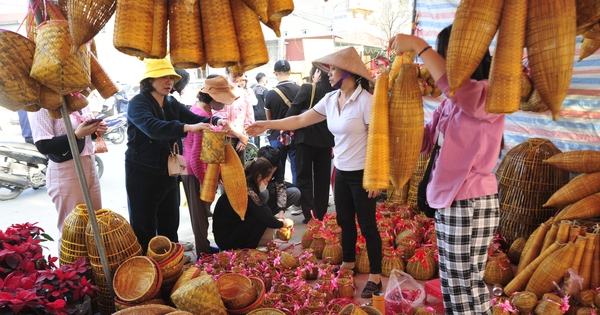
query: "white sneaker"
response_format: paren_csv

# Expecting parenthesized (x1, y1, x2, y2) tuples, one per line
(289, 205, 302, 216)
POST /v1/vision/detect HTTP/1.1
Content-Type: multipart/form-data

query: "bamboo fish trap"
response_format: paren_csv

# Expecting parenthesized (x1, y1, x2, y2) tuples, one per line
(543, 149, 600, 173)
(495, 138, 570, 246)
(363, 71, 390, 191)
(388, 64, 424, 191)
(485, 0, 527, 114)
(67, 0, 117, 55)
(200, 0, 240, 68)
(0, 30, 39, 111)
(231, 0, 270, 71)
(526, 0, 577, 121)
(446, 0, 503, 97)
(406, 153, 431, 207)
(169, 0, 205, 69)
(113, 0, 154, 59)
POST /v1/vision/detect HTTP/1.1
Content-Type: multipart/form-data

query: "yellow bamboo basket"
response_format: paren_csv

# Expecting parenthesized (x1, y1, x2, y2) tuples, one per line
(221, 144, 248, 220)
(171, 275, 228, 314)
(520, 73, 532, 101)
(67, 0, 117, 55)
(543, 150, 600, 173)
(446, 0, 503, 97)
(242, 0, 268, 22)
(231, 0, 269, 71)
(496, 138, 570, 246)
(201, 163, 220, 202)
(356, 244, 370, 274)
(406, 251, 436, 280)
(544, 172, 600, 208)
(526, 241, 577, 298)
(30, 20, 91, 95)
(65, 92, 89, 112)
(267, 0, 294, 20)
(591, 233, 600, 289)
(90, 52, 118, 99)
(578, 37, 600, 62)
(363, 71, 390, 191)
(113, 0, 154, 59)
(505, 241, 562, 295)
(148, 0, 168, 59)
(483, 252, 514, 285)
(0, 30, 39, 111)
(523, 89, 548, 113)
(200, 0, 240, 68)
(169, 0, 205, 69)
(147, 235, 173, 262)
(59, 204, 90, 266)
(506, 236, 526, 264)
(554, 219, 572, 243)
(526, 0, 577, 121)
(389, 64, 424, 191)
(381, 248, 404, 277)
(485, 0, 527, 114)
(406, 153, 431, 207)
(511, 291, 538, 314)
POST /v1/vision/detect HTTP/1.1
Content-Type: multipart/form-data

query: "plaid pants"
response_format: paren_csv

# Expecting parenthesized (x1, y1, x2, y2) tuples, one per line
(435, 194, 500, 315)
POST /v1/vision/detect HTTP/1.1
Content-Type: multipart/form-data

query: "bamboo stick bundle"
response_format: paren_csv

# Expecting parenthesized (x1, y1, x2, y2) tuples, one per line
(485, 0, 527, 114)
(230, 0, 269, 71)
(517, 222, 550, 275)
(504, 242, 562, 295)
(543, 172, 600, 208)
(526, 0, 577, 121)
(199, 0, 240, 68)
(579, 233, 595, 290)
(525, 240, 577, 298)
(363, 71, 390, 191)
(388, 64, 424, 190)
(445, 0, 504, 97)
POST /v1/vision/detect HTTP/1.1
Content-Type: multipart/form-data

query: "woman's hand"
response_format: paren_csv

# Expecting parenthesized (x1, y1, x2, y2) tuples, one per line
(75, 120, 100, 139)
(279, 218, 294, 228)
(367, 190, 381, 199)
(278, 210, 285, 221)
(245, 121, 268, 137)
(95, 121, 108, 135)
(235, 134, 250, 152)
(388, 34, 428, 55)
(185, 122, 212, 134)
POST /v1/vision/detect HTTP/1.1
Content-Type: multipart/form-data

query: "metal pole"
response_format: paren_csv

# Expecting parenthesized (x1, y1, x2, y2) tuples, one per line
(411, 0, 418, 35)
(28, 0, 115, 299)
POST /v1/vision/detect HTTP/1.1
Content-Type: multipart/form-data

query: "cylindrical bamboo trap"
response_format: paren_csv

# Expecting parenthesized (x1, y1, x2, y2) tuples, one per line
(496, 138, 570, 246)
(200, 0, 240, 68)
(67, 0, 117, 54)
(90, 52, 118, 99)
(446, 0, 503, 97)
(525, 240, 577, 298)
(388, 63, 424, 191)
(267, 0, 294, 20)
(231, 0, 269, 71)
(526, 0, 577, 121)
(148, 0, 168, 59)
(242, 0, 268, 22)
(406, 153, 431, 207)
(363, 71, 390, 191)
(169, 0, 205, 69)
(200, 163, 219, 203)
(113, 0, 154, 59)
(485, 0, 527, 114)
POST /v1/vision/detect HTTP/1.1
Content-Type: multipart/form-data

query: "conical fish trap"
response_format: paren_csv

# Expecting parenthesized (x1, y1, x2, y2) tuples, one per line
(242, 0, 268, 22)
(0, 30, 39, 111)
(171, 275, 228, 314)
(30, 20, 91, 95)
(169, 0, 205, 69)
(526, 241, 576, 298)
(200, 0, 240, 68)
(389, 64, 424, 190)
(60, 204, 90, 266)
(113, 0, 154, 59)
(90, 53, 117, 99)
(446, 0, 503, 97)
(496, 138, 570, 246)
(526, 0, 576, 121)
(231, 0, 269, 71)
(67, 0, 117, 54)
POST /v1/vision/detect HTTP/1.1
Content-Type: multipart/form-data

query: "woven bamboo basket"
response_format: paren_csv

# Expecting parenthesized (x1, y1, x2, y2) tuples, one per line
(516, 222, 550, 274)
(483, 252, 514, 285)
(485, 0, 527, 114)
(158, 243, 184, 278)
(147, 236, 173, 262)
(406, 252, 436, 280)
(37, 85, 63, 110)
(0, 30, 39, 111)
(578, 37, 600, 62)
(247, 309, 286, 315)
(267, 0, 294, 20)
(534, 293, 564, 315)
(90, 52, 118, 99)
(496, 138, 570, 246)
(541, 222, 559, 252)
(309, 233, 325, 259)
(523, 89, 548, 113)
(216, 273, 257, 310)
(112, 304, 177, 315)
(171, 275, 228, 314)
(363, 71, 390, 191)
(520, 73, 532, 101)
(543, 150, 600, 173)
(506, 236, 526, 264)
(169, 0, 205, 69)
(510, 291, 538, 314)
(231, 0, 269, 71)
(544, 172, 600, 208)
(446, 0, 503, 97)
(200, 0, 240, 68)
(59, 204, 89, 266)
(201, 130, 227, 163)
(113, 0, 153, 59)
(356, 243, 371, 274)
(387, 179, 408, 204)
(21, 104, 41, 113)
(579, 234, 595, 290)
(381, 248, 405, 277)
(30, 20, 91, 95)
(200, 163, 219, 202)
(389, 63, 424, 190)
(407, 153, 431, 208)
(242, 0, 268, 22)
(526, 240, 577, 298)
(321, 240, 343, 265)
(575, 0, 600, 35)
(67, 0, 117, 55)
(505, 241, 562, 295)
(263, 17, 282, 37)
(113, 256, 162, 303)
(147, 0, 168, 59)
(526, 0, 576, 121)
(590, 233, 600, 289)
(65, 92, 88, 112)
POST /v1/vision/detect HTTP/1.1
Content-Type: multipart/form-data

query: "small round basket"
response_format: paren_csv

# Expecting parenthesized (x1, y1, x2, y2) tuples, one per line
(113, 256, 160, 303)
(228, 277, 266, 314)
(112, 304, 177, 315)
(216, 273, 257, 310)
(247, 309, 286, 315)
(147, 236, 173, 262)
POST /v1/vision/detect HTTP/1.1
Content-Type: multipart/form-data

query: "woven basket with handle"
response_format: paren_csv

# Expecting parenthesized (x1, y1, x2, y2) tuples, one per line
(201, 130, 227, 163)
(0, 30, 39, 111)
(169, 0, 205, 69)
(483, 252, 514, 285)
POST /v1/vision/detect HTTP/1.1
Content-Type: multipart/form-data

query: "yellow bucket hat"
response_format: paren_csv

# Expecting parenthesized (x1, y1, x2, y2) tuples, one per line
(142, 58, 181, 82)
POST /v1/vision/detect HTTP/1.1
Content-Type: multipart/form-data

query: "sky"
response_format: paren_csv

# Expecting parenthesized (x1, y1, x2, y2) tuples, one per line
(0, 0, 28, 14)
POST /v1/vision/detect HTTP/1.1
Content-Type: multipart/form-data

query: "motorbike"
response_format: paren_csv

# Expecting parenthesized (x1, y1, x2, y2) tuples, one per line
(0, 142, 104, 201)
(99, 112, 127, 145)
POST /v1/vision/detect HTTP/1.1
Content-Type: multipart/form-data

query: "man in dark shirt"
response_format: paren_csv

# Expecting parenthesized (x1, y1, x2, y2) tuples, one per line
(264, 60, 300, 206)
(252, 72, 268, 147)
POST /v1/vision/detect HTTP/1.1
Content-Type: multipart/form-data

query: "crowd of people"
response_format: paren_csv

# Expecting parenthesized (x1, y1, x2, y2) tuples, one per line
(23, 23, 504, 314)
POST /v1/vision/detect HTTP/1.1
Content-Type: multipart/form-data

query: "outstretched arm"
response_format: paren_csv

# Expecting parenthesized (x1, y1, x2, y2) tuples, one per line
(388, 34, 447, 81)
(246, 109, 326, 136)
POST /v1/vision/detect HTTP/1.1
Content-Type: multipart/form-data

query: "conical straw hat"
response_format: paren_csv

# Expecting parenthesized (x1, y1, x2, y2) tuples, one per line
(313, 47, 373, 82)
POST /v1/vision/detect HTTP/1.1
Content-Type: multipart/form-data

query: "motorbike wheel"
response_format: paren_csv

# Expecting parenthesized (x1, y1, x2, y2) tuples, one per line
(95, 155, 104, 179)
(243, 143, 259, 166)
(110, 127, 126, 145)
(0, 183, 24, 201)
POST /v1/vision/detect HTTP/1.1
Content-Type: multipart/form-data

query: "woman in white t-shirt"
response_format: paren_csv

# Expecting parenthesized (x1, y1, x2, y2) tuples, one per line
(246, 47, 382, 299)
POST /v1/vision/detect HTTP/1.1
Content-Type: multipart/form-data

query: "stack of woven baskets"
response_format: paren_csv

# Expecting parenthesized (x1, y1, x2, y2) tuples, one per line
(146, 236, 186, 296)
(113, 256, 163, 310)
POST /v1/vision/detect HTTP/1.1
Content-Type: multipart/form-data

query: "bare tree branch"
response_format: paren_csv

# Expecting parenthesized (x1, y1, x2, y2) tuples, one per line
(369, 0, 412, 42)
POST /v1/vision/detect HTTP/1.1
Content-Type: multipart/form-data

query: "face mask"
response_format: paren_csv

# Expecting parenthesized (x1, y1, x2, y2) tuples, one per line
(259, 181, 267, 192)
(332, 71, 350, 90)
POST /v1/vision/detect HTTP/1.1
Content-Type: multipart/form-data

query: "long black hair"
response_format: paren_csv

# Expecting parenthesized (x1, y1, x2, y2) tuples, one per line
(171, 68, 190, 95)
(436, 24, 492, 81)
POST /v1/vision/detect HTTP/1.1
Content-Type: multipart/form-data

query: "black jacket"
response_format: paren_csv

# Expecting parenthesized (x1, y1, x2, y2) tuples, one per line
(285, 83, 334, 147)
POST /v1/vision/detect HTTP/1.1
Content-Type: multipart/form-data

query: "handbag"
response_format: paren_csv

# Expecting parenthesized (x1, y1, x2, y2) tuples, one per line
(417, 142, 439, 218)
(168, 142, 187, 177)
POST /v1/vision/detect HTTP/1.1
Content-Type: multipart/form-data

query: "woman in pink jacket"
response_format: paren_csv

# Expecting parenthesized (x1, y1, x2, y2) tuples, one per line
(390, 25, 505, 315)
(181, 75, 238, 257)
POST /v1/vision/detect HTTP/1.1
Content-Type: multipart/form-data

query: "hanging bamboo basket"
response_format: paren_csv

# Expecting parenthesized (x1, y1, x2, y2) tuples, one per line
(231, 0, 269, 71)
(200, 0, 240, 68)
(113, 0, 154, 59)
(169, 0, 205, 69)
(0, 30, 39, 111)
(67, 0, 117, 54)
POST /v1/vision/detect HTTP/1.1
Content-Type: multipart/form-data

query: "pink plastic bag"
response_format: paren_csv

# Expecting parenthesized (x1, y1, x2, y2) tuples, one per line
(385, 269, 426, 315)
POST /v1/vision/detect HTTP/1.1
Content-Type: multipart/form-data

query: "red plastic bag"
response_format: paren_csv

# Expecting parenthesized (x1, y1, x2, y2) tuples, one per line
(94, 133, 108, 154)
(385, 269, 426, 314)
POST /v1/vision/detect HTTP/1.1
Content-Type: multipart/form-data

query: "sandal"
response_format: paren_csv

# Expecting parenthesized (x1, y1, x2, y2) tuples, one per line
(360, 280, 382, 298)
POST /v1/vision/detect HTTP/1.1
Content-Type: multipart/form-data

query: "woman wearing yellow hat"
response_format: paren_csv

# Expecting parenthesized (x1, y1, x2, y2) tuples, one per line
(246, 47, 383, 298)
(125, 58, 225, 254)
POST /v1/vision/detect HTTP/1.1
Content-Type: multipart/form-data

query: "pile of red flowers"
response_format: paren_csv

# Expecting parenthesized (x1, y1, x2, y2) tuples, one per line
(0, 223, 98, 315)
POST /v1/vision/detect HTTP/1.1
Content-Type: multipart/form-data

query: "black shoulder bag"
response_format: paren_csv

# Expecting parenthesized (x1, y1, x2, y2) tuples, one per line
(417, 142, 440, 218)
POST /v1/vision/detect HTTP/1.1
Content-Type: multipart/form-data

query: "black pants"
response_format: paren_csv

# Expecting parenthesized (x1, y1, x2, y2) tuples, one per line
(126, 164, 180, 253)
(334, 169, 381, 274)
(295, 143, 332, 220)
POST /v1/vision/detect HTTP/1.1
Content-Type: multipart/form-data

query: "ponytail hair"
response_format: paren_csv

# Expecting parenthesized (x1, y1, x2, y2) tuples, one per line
(245, 157, 273, 194)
